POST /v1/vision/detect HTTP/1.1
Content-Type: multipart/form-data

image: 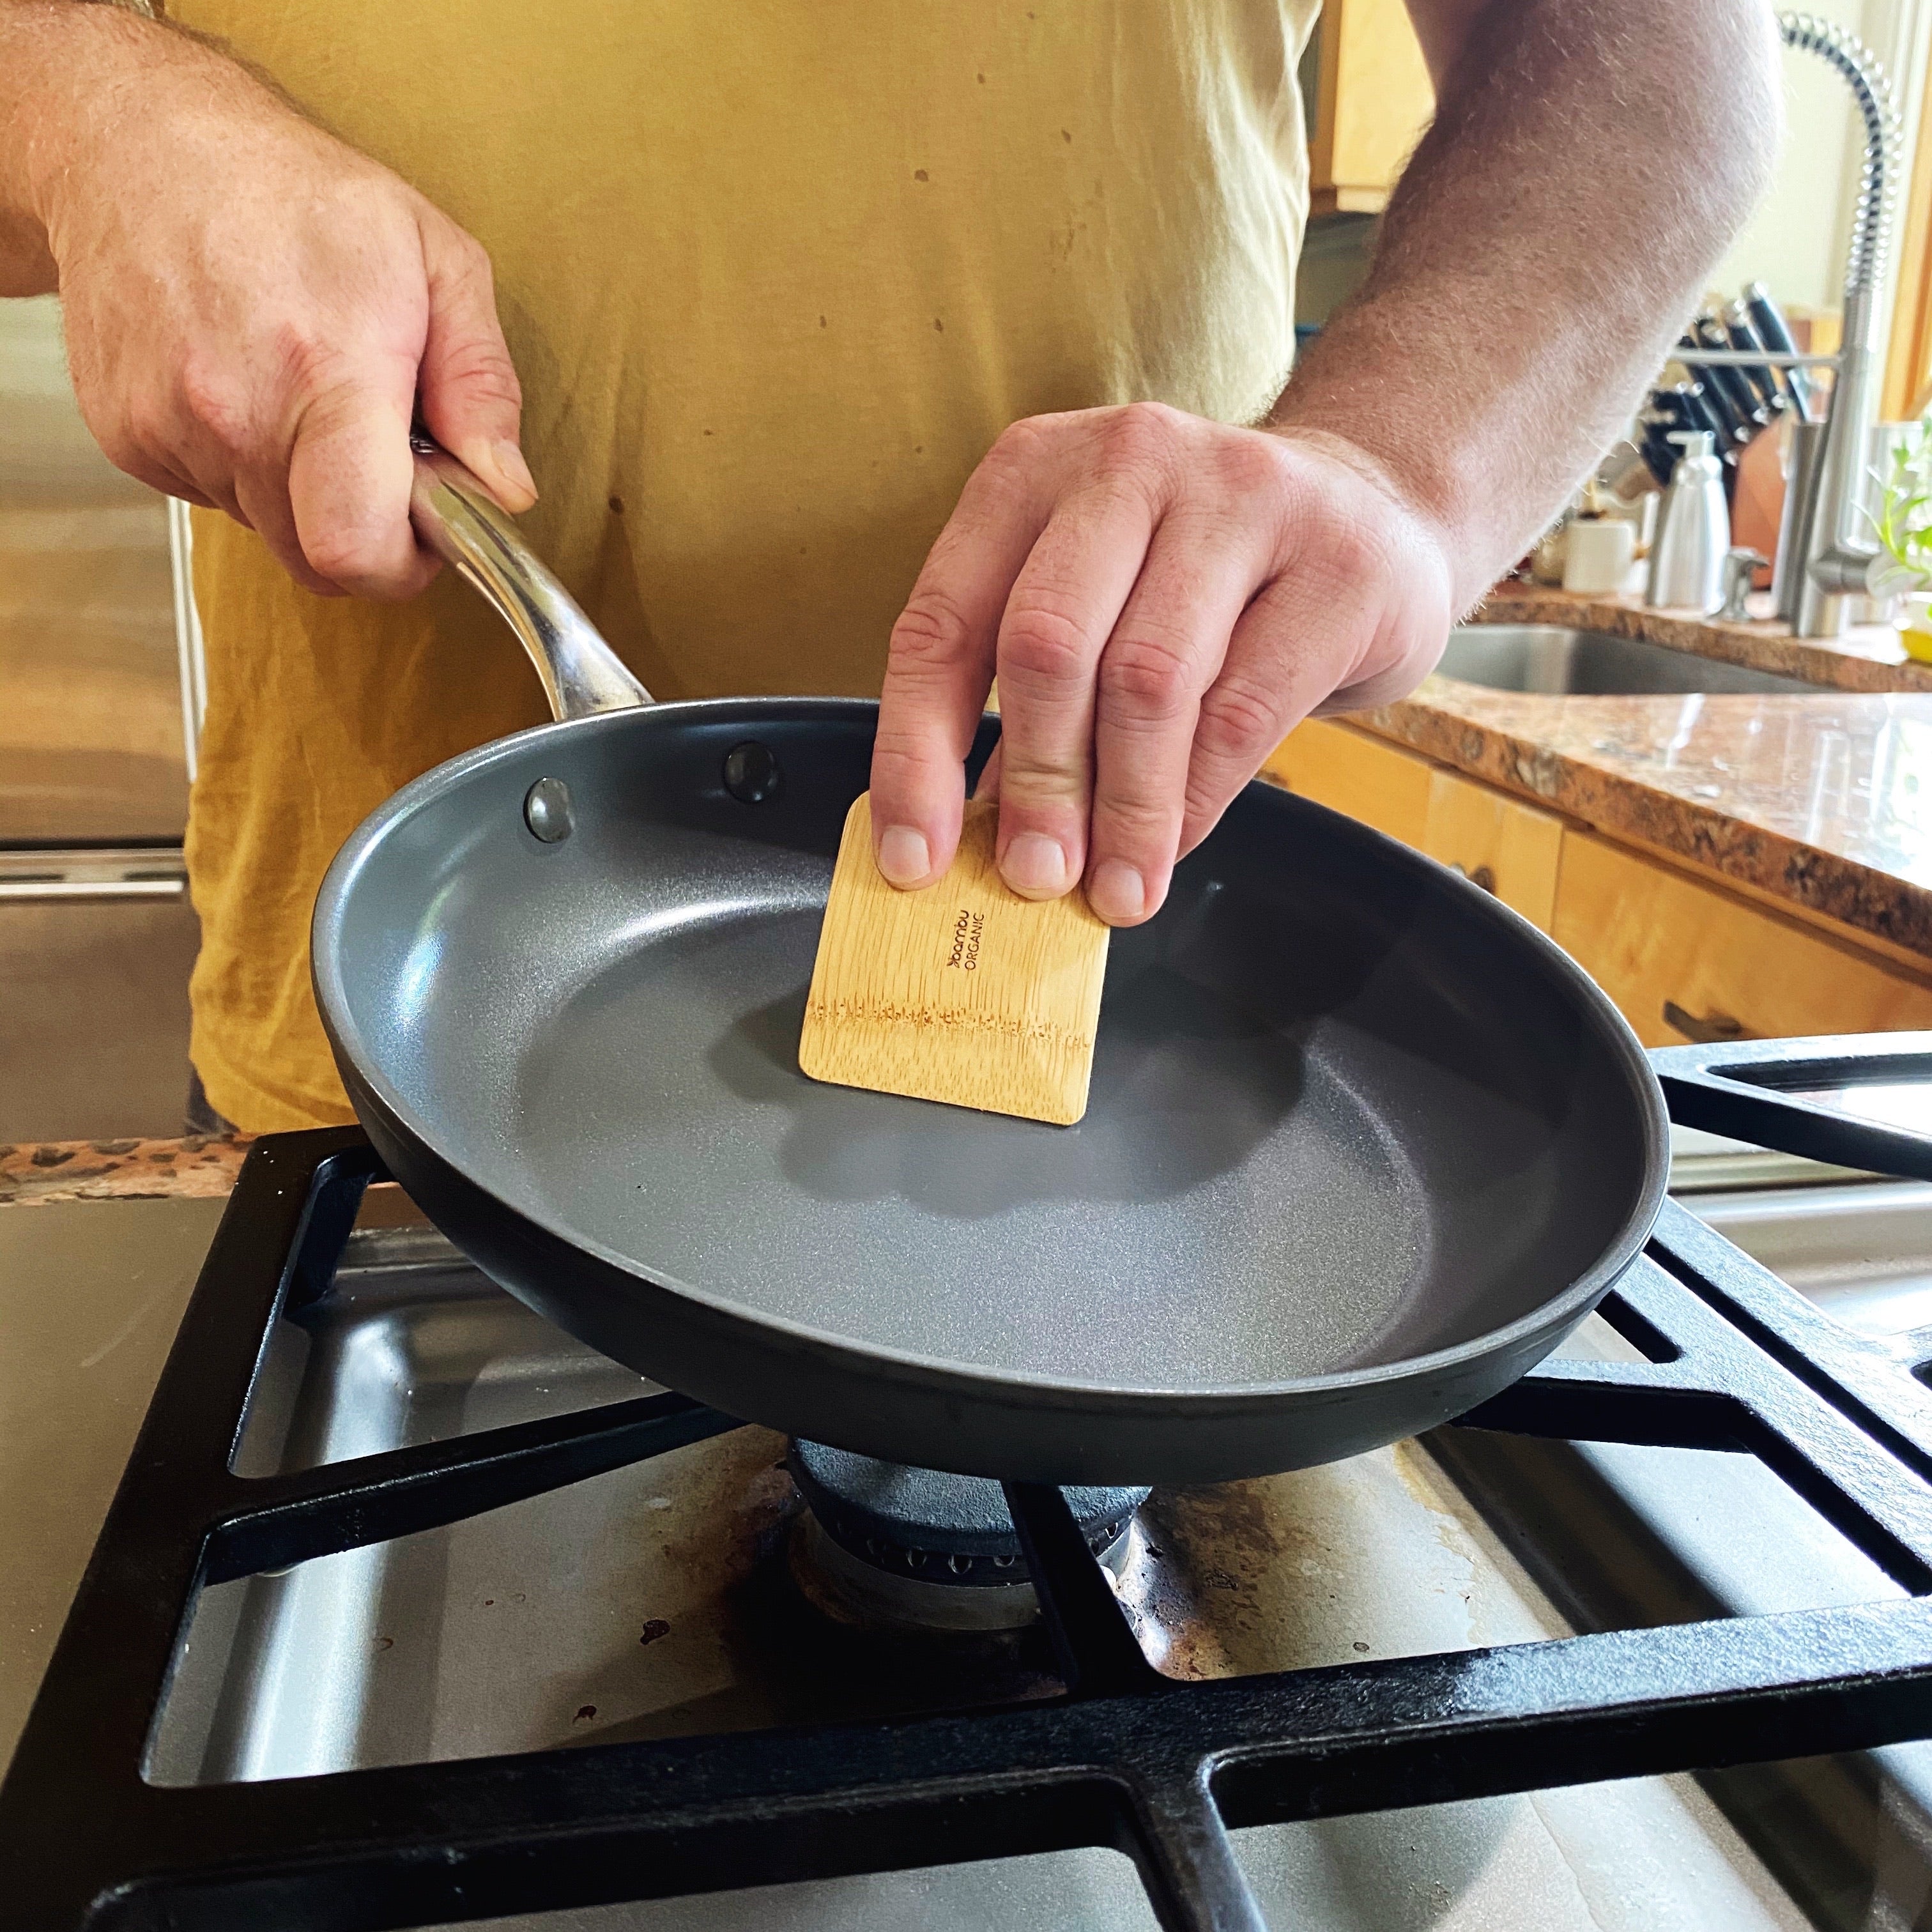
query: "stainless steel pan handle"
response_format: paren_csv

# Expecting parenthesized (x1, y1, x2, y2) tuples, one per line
(408, 434, 653, 721)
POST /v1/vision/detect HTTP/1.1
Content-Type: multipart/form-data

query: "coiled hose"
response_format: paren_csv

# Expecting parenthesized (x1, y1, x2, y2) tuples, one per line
(1777, 12, 1900, 302)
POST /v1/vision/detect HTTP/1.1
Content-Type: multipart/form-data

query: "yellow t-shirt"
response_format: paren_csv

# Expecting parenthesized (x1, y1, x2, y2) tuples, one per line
(170, 0, 1317, 1131)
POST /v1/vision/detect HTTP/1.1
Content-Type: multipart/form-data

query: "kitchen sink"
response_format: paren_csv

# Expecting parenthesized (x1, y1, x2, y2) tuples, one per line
(1436, 624, 1823, 697)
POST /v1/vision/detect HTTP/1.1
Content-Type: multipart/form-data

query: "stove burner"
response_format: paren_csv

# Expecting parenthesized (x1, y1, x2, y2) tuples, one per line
(789, 1439, 1149, 1632)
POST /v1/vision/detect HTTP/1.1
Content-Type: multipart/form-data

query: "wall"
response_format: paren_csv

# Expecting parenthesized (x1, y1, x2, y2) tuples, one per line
(1708, 0, 1932, 324)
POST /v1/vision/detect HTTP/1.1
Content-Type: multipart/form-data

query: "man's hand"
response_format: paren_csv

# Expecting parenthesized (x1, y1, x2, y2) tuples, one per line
(1, 3, 532, 597)
(872, 0, 1778, 926)
(870, 404, 1453, 925)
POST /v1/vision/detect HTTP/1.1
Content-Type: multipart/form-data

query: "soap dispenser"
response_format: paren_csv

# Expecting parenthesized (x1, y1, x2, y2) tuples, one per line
(1645, 430, 1729, 613)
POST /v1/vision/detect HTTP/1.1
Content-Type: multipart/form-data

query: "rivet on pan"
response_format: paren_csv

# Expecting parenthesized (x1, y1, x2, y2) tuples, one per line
(524, 777, 574, 843)
(722, 740, 783, 804)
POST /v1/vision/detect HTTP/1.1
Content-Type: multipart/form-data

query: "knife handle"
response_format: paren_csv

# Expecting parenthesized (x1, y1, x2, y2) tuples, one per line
(1742, 281, 1814, 420)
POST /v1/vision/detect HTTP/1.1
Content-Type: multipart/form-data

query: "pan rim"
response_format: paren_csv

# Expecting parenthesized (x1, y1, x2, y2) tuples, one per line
(314, 696, 1670, 1413)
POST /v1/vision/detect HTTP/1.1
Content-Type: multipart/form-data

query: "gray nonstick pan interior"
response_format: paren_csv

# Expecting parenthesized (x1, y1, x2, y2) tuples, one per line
(317, 699, 1666, 1482)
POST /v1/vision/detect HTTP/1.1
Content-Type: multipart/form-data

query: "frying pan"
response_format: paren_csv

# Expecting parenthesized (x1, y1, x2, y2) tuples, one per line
(312, 443, 1668, 1485)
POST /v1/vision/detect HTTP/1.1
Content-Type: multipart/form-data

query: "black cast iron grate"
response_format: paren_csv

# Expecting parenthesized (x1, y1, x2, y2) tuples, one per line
(15, 1038, 1932, 1930)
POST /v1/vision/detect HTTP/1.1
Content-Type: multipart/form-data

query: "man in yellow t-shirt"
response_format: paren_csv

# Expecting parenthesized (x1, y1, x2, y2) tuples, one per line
(0, 1, 1775, 1132)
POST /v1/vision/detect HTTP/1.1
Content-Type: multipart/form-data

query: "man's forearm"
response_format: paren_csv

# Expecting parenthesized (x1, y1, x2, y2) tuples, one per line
(1275, 0, 1781, 613)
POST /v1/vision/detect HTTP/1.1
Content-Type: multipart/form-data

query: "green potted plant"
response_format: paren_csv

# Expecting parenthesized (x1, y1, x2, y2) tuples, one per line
(1873, 422, 1932, 660)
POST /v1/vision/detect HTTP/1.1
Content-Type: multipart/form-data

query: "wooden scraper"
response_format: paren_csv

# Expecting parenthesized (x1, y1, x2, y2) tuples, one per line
(799, 793, 1110, 1125)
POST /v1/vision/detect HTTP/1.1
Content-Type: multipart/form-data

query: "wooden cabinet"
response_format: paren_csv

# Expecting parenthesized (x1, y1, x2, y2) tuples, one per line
(1263, 718, 1932, 1043)
(1260, 717, 1432, 845)
(1420, 769, 1564, 931)
(1551, 831, 1932, 1048)
(1305, 0, 1436, 217)
(1264, 723, 1563, 930)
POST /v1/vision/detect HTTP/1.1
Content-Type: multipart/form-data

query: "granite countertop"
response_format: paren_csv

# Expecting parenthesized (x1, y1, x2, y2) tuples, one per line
(1280, 589, 1931, 965)
(0, 1135, 248, 1206)
(1358, 677, 1932, 954)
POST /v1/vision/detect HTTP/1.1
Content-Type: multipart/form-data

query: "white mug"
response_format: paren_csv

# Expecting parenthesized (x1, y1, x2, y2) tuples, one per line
(1562, 518, 1637, 595)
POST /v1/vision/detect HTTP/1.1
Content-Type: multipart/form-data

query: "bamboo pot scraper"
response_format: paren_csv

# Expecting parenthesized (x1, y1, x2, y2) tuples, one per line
(799, 794, 1110, 1125)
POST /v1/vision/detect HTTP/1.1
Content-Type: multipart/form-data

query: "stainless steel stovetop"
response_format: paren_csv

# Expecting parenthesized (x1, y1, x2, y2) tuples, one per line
(12, 1121, 1932, 1928)
(78, 1137, 1929, 1931)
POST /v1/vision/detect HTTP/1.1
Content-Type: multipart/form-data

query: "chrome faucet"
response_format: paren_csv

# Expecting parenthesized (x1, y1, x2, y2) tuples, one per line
(1673, 13, 1900, 638)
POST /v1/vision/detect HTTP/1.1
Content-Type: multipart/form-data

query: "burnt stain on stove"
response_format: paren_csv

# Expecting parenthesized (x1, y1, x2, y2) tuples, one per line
(1140, 1476, 1365, 1680)
(638, 1618, 671, 1646)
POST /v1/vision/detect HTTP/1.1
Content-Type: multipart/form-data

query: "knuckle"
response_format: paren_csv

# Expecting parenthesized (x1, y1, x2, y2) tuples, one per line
(425, 217, 494, 284)
(1093, 785, 1175, 842)
(889, 586, 977, 670)
(990, 416, 1051, 464)
(1196, 673, 1285, 762)
(1090, 402, 1188, 503)
(436, 337, 523, 411)
(866, 729, 934, 796)
(998, 760, 1088, 811)
(299, 516, 401, 590)
(1115, 398, 1183, 440)
(272, 322, 355, 412)
(976, 417, 1056, 496)
(1213, 431, 1284, 500)
(1099, 633, 1196, 716)
(998, 601, 1093, 687)
(1107, 399, 1183, 461)
(1181, 772, 1228, 833)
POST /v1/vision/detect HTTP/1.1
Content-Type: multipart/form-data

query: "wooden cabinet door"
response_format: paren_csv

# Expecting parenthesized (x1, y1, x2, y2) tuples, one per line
(1551, 829, 1932, 1046)
(1261, 719, 1433, 847)
(1420, 769, 1564, 930)
(1305, 0, 1436, 215)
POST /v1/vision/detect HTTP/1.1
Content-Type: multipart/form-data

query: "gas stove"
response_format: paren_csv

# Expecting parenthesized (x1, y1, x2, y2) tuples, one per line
(14, 1039, 1932, 1929)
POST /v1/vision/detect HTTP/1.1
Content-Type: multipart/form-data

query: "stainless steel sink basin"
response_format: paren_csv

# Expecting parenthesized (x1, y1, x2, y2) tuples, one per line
(1436, 624, 1822, 697)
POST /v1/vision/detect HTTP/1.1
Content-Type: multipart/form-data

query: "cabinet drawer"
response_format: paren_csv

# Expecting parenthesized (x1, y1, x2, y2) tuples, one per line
(1261, 720, 1433, 847)
(1551, 830, 1932, 1046)
(1420, 768, 1564, 931)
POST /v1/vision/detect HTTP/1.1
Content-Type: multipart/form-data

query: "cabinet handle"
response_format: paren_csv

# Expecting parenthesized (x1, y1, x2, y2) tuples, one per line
(1662, 1000, 1756, 1044)
(1449, 862, 1498, 895)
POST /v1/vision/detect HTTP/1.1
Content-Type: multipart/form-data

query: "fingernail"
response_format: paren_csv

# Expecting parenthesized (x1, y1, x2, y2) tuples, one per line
(877, 824, 931, 887)
(492, 439, 537, 504)
(1002, 832, 1070, 898)
(1087, 861, 1146, 923)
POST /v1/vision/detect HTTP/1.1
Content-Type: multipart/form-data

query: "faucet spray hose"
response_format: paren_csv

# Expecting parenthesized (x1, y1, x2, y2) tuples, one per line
(1776, 12, 1900, 303)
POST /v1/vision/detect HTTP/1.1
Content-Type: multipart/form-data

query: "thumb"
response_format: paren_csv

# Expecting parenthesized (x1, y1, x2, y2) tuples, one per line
(415, 214, 536, 511)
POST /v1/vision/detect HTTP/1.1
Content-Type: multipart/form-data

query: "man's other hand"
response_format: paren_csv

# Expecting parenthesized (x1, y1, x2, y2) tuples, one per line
(34, 21, 532, 597)
(869, 403, 1454, 926)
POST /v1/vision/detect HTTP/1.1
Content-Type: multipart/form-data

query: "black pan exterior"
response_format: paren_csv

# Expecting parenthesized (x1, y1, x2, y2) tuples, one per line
(315, 699, 1667, 1485)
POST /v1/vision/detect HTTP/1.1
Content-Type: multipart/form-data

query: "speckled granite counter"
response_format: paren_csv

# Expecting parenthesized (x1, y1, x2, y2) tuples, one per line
(0, 1135, 247, 1205)
(1356, 677, 1932, 957)
(1483, 586, 1932, 695)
